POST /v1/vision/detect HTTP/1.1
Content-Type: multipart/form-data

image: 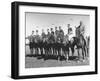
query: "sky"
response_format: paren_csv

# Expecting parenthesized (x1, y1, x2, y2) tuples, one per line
(25, 12, 90, 37)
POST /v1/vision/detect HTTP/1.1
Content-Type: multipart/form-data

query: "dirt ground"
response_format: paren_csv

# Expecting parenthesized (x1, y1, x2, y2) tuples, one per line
(25, 46, 89, 68)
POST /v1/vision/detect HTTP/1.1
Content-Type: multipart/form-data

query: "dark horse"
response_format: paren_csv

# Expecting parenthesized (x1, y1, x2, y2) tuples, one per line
(70, 35, 87, 60)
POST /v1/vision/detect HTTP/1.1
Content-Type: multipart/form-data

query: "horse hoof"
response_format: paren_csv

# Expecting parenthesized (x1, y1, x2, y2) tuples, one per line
(82, 60, 85, 62)
(66, 60, 68, 62)
(77, 60, 80, 63)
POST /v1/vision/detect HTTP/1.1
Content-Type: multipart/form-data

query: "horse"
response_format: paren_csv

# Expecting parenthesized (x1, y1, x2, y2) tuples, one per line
(27, 35, 35, 55)
(34, 35, 42, 56)
(70, 35, 87, 60)
(62, 35, 70, 61)
(85, 36, 90, 57)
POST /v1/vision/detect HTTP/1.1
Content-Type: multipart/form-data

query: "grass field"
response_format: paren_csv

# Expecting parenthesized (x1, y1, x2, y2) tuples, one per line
(25, 45, 89, 68)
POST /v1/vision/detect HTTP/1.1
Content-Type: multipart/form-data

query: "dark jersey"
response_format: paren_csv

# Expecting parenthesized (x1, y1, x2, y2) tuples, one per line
(34, 35, 40, 43)
(76, 25, 85, 38)
(51, 31, 54, 34)
(58, 29, 64, 43)
(76, 26, 80, 38)
(41, 32, 46, 39)
(28, 35, 35, 49)
(47, 32, 50, 37)
(49, 32, 55, 43)
(55, 30, 59, 36)
(68, 27, 72, 34)
(28, 35, 35, 43)
(47, 32, 50, 39)
(59, 29, 64, 35)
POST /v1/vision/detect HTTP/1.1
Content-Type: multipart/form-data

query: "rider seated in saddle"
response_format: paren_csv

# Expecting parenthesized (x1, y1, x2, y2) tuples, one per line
(34, 30, 40, 54)
(28, 30, 35, 54)
(55, 27, 59, 37)
(63, 34, 69, 51)
(46, 29, 51, 41)
(44, 29, 51, 54)
(50, 28, 55, 43)
(49, 28, 55, 54)
(41, 29, 46, 40)
(75, 21, 85, 49)
(58, 26, 64, 43)
(76, 21, 85, 40)
(68, 24, 72, 35)
(67, 24, 74, 44)
(40, 29, 46, 55)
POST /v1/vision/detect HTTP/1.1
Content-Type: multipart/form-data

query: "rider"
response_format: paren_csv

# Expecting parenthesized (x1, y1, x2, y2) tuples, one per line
(67, 24, 74, 43)
(41, 29, 46, 41)
(35, 30, 40, 55)
(45, 29, 51, 55)
(28, 31, 35, 54)
(40, 29, 46, 55)
(68, 24, 72, 35)
(58, 26, 64, 43)
(48, 28, 55, 43)
(50, 28, 55, 54)
(47, 29, 51, 40)
(76, 21, 85, 39)
(55, 27, 59, 37)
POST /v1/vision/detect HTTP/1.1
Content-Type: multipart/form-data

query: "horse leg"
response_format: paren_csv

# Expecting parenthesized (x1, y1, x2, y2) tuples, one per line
(35, 48, 37, 55)
(87, 47, 89, 57)
(48, 47, 50, 55)
(84, 47, 87, 57)
(61, 48, 63, 57)
(37, 48, 39, 55)
(55, 49, 57, 56)
(77, 48, 80, 59)
(33, 48, 35, 55)
(82, 48, 85, 60)
(30, 48, 33, 55)
(67, 49, 69, 60)
(35, 47, 37, 55)
(71, 47, 74, 57)
(50, 47, 52, 55)
(58, 48, 60, 61)
(53, 48, 55, 56)
(40, 48, 43, 55)
(56, 49, 58, 57)
(36, 48, 38, 55)
(63, 48, 66, 60)
(65, 50, 69, 61)
(38, 48, 40, 55)
(63, 50, 65, 59)
(53, 48, 55, 55)
(37, 47, 39, 55)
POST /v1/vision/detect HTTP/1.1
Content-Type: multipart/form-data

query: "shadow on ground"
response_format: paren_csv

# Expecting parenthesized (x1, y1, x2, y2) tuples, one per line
(26, 54, 79, 61)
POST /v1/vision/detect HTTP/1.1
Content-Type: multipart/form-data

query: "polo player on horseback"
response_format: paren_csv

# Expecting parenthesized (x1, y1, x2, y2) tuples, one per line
(55, 26, 64, 60)
(45, 29, 51, 55)
(41, 29, 46, 55)
(67, 24, 75, 57)
(54, 27, 59, 56)
(34, 30, 40, 55)
(49, 28, 55, 55)
(76, 21, 85, 41)
(27, 31, 35, 55)
(62, 34, 70, 61)
(75, 21, 86, 60)
(58, 26, 64, 43)
(67, 24, 74, 43)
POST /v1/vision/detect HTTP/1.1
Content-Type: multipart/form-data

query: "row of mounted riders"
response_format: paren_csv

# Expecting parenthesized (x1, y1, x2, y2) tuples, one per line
(27, 35, 89, 61)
